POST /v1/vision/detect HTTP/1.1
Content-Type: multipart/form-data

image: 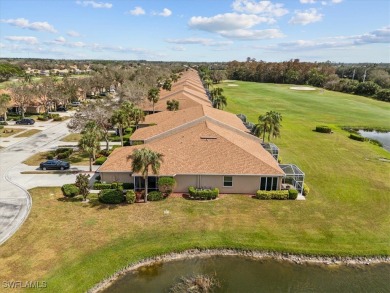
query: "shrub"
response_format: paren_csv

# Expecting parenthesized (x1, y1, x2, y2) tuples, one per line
(349, 133, 366, 142)
(99, 149, 111, 157)
(48, 113, 60, 119)
(288, 189, 299, 200)
(0, 125, 3, 130)
(315, 126, 332, 133)
(255, 190, 289, 200)
(93, 182, 112, 190)
(0, 121, 8, 126)
(188, 186, 219, 200)
(147, 191, 164, 201)
(123, 182, 134, 190)
(53, 116, 63, 121)
(47, 154, 54, 160)
(55, 148, 73, 155)
(98, 189, 123, 204)
(94, 156, 107, 165)
(57, 151, 72, 159)
(158, 177, 176, 196)
(125, 190, 136, 204)
(124, 127, 133, 134)
(111, 182, 123, 191)
(37, 115, 49, 121)
(61, 184, 79, 197)
(303, 183, 310, 196)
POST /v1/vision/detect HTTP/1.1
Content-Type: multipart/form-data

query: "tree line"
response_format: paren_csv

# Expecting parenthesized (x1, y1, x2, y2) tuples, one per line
(225, 59, 390, 102)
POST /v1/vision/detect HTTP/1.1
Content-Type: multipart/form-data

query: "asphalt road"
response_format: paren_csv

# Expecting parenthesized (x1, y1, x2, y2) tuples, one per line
(0, 120, 72, 245)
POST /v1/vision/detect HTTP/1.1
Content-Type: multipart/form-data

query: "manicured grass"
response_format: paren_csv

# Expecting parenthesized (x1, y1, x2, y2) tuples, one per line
(1, 82, 389, 292)
(0, 127, 26, 137)
(14, 129, 42, 137)
(60, 133, 82, 142)
(23, 151, 90, 166)
(0, 187, 389, 293)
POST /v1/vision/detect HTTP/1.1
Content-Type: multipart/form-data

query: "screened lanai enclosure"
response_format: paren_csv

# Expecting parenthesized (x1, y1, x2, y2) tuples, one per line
(261, 142, 279, 160)
(279, 164, 305, 194)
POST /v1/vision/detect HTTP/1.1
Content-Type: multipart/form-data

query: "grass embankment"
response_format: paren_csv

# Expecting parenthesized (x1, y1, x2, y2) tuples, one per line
(1, 187, 389, 293)
(14, 129, 42, 137)
(0, 82, 389, 292)
(60, 133, 82, 142)
(0, 128, 26, 137)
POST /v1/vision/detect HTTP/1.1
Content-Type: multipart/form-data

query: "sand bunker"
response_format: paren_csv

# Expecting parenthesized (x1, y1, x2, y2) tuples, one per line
(227, 84, 238, 87)
(290, 86, 316, 91)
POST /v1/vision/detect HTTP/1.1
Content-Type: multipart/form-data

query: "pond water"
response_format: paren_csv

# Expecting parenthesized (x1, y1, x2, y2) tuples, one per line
(102, 256, 390, 293)
(358, 130, 390, 152)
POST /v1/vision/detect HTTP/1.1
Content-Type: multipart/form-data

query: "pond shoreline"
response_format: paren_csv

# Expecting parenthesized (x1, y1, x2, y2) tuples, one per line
(88, 249, 390, 293)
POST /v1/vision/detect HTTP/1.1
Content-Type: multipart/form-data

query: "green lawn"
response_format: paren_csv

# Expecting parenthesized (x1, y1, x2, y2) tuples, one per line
(0, 82, 389, 292)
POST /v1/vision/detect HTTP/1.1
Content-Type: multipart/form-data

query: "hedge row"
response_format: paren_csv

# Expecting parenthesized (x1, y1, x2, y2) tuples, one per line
(188, 186, 219, 200)
(93, 182, 134, 190)
(315, 126, 332, 133)
(61, 184, 79, 197)
(255, 190, 289, 200)
(349, 133, 366, 142)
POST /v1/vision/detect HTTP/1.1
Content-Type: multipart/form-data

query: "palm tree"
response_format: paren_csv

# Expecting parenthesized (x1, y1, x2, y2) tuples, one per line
(162, 79, 172, 91)
(147, 87, 160, 113)
(210, 87, 224, 103)
(129, 148, 164, 203)
(0, 94, 11, 121)
(111, 102, 134, 146)
(78, 121, 102, 171)
(267, 111, 282, 141)
(253, 111, 282, 142)
(166, 99, 179, 111)
(130, 108, 145, 129)
(212, 95, 227, 110)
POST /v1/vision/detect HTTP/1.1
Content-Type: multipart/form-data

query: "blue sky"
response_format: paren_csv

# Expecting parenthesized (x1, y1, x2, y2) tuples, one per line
(0, 0, 389, 62)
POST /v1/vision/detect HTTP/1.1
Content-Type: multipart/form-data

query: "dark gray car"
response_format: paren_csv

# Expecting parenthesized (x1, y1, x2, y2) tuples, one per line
(40, 160, 70, 170)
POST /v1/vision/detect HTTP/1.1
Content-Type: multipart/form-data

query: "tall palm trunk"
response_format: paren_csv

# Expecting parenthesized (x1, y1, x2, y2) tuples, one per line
(144, 173, 148, 203)
(119, 125, 124, 146)
(89, 156, 92, 172)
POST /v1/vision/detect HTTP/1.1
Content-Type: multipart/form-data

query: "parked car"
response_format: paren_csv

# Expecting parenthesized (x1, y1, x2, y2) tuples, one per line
(71, 101, 81, 107)
(39, 160, 70, 170)
(56, 106, 67, 112)
(16, 118, 35, 125)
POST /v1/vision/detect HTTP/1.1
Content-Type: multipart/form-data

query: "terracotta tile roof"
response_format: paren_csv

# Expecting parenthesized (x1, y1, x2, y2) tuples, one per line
(131, 105, 249, 141)
(100, 121, 284, 176)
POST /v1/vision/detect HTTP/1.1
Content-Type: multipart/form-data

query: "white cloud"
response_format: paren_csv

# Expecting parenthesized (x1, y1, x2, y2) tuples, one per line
(152, 8, 172, 17)
(266, 26, 390, 51)
(232, 0, 288, 17)
(300, 0, 317, 3)
(165, 38, 233, 47)
(160, 8, 172, 17)
(1, 18, 57, 33)
(331, 0, 343, 3)
(67, 30, 81, 37)
(219, 28, 284, 40)
(76, 1, 112, 9)
(289, 8, 323, 25)
(189, 13, 273, 32)
(128, 6, 145, 16)
(69, 41, 86, 47)
(55, 36, 66, 43)
(5, 36, 38, 44)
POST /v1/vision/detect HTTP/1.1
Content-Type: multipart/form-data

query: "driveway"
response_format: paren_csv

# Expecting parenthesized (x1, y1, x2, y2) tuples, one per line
(0, 119, 84, 245)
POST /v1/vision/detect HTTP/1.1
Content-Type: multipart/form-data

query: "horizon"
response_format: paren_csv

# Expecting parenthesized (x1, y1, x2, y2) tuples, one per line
(0, 0, 389, 63)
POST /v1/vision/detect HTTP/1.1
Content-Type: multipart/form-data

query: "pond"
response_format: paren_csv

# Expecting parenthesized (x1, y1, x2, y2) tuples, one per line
(358, 130, 390, 152)
(101, 256, 390, 293)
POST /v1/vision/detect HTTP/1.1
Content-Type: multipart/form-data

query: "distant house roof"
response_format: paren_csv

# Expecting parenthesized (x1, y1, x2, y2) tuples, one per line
(132, 104, 249, 141)
(100, 120, 284, 176)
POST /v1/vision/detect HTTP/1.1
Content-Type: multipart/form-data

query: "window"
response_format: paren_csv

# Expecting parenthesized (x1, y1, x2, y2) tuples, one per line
(260, 177, 278, 191)
(223, 176, 233, 187)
